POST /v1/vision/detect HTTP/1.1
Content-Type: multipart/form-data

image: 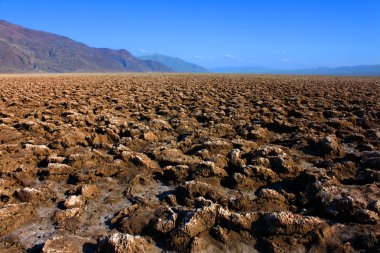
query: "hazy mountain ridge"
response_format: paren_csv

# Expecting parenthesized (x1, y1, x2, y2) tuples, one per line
(0, 20, 171, 73)
(138, 54, 208, 73)
(211, 65, 380, 76)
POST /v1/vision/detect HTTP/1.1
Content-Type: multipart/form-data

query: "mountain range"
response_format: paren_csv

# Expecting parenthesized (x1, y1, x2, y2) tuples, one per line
(0, 20, 170, 73)
(211, 65, 380, 76)
(0, 20, 379, 76)
(138, 54, 207, 73)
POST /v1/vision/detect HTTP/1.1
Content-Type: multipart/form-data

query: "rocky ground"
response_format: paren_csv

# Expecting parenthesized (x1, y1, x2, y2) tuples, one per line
(0, 74, 379, 253)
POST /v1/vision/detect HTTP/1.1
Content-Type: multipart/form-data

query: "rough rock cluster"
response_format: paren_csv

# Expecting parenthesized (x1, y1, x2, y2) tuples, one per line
(0, 74, 379, 252)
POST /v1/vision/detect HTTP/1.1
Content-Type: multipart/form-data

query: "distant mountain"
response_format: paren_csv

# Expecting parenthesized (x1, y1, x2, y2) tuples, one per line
(211, 65, 380, 76)
(287, 65, 380, 76)
(210, 66, 275, 74)
(138, 54, 208, 73)
(0, 20, 171, 73)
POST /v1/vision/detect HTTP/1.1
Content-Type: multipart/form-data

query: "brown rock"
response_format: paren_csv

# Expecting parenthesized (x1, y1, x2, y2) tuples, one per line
(42, 235, 95, 253)
(121, 151, 159, 170)
(247, 165, 279, 182)
(79, 184, 100, 200)
(61, 130, 87, 148)
(46, 163, 75, 176)
(228, 149, 246, 171)
(163, 165, 192, 184)
(248, 145, 294, 174)
(111, 204, 156, 235)
(361, 151, 380, 169)
(0, 203, 34, 236)
(247, 126, 270, 141)
(176, 181, 229, 207)
(0, 125, 22, 143)
(255, 212, 325, 235)
(152, 206, 178, 233)
(54, 207, 86, 230)
(231, 139, 258, 152)
(97, 232, 152, 253)
(64, 195, 84, 209)
(190, 236, 208, 253)
(168, 202, 218, 252)
(311, 135, 342, 157)
(91, 134, 113, 146)
(24, 143, 51, 157)
(153, 147, 202, 167)
(143, 132, 158, 142)
(269, 153, 294, 174)
(195, 161, 227, 177)
(16, 186, 55, 204)
(196, 137, 233, 156)
(305, 175, 380, 223)
(218, 207, 260, 231)
(178, 203, 218, 237)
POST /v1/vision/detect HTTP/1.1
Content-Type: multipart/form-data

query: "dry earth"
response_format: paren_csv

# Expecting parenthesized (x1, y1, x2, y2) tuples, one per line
(0, 74, 379, 253)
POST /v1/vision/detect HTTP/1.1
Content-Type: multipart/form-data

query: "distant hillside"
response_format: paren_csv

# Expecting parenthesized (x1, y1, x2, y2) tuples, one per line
(211, 65, 380, 76)
(288, 65, 380, 76)
(210, 66, 275, 74)
(0, 20, 171, 73)
(138, 54, 208, 73)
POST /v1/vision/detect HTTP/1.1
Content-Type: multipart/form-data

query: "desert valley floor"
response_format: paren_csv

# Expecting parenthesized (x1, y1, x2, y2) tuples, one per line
(0, 74, 379, 252)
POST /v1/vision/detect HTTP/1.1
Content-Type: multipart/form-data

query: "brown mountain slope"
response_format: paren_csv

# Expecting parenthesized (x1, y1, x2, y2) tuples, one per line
(0, 20, 171, 73)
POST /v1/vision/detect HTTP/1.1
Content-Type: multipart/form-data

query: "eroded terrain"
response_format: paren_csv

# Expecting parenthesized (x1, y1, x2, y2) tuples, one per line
(0, 74, 379, 252)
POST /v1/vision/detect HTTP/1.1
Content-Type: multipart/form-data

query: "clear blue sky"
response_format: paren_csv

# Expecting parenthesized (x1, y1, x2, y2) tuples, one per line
(1, 0, 379, 69)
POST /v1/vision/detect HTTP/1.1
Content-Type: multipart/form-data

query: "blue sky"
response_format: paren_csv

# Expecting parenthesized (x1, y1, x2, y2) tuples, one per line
(0, 0, 379, 69)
